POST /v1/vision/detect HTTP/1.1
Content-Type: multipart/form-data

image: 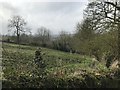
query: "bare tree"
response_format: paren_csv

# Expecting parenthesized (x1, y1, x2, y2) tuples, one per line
(35, 26, 51, 47)
(104, 0, 120, 65)
(53, 31, 72, 52)
(8, 15, 27, 45)
(85, 0, 120, 63)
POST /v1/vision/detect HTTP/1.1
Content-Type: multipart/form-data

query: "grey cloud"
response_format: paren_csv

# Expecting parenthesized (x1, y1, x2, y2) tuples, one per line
(1, 2, 88, 35)
(22, 2, 87, 14)
(0, 2, 18, 14)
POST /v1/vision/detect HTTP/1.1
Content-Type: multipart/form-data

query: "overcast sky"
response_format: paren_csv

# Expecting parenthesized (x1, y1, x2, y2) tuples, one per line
(0, 0, 88, 35)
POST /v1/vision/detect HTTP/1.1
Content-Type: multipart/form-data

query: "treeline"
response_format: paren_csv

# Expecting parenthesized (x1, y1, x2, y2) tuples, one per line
(2, 29, 73, 53)
(2, 0, 119, 68)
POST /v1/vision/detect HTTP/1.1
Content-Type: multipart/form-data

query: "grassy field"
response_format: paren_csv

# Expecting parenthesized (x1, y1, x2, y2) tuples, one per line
(2, 43, 120, 88)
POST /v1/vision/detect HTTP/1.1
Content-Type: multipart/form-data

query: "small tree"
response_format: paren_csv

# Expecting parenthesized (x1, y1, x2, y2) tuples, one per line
(8, 15, 27, 45)
(34, 48, 46, 76)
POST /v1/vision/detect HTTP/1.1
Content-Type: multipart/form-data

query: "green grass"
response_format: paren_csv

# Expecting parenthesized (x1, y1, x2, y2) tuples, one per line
(3, 42, 118, 88)
(2, 42, 108, 73)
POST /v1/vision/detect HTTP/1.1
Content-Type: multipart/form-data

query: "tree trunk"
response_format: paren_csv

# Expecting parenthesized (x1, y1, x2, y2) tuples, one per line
(118, 22, 120, 67)
(16, 28, 20, 45)
(17, 34, 20, 45)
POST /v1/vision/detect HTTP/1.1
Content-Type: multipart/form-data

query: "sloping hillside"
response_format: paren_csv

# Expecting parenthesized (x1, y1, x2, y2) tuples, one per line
(2, 43, 120, 88)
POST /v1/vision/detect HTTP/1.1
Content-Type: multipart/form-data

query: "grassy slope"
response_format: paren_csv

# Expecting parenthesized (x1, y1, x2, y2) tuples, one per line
(3, 43, 116, 88)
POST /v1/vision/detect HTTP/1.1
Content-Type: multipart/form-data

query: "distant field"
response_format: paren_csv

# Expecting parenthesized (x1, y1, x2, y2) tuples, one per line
(2, 43, 120, 88)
